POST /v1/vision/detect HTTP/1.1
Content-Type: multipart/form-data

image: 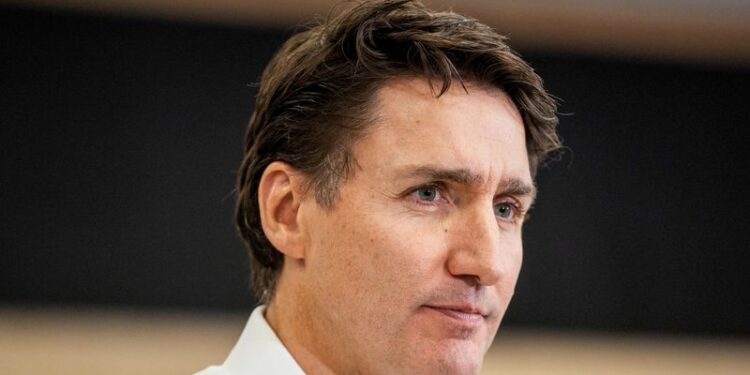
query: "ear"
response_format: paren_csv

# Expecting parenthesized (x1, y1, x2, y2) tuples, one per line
(257, 161, 307, 260)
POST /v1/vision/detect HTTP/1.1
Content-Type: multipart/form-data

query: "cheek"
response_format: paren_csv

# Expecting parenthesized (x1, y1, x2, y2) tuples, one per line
(348, 216, 427, 274)
(320, 209, 441, 301)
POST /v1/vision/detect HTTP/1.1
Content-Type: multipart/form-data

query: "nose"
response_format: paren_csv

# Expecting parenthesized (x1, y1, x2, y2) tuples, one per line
(445, 204, 518, 287)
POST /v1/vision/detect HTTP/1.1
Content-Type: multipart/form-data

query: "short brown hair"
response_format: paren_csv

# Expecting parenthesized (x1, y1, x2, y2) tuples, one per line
(236, 0, 561, 302)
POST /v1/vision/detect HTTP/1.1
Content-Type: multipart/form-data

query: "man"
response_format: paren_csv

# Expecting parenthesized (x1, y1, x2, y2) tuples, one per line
(198, 0, 561, 374)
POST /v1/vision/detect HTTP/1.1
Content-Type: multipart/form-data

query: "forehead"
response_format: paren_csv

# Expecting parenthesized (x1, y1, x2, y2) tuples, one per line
(352, 77, 530, 188)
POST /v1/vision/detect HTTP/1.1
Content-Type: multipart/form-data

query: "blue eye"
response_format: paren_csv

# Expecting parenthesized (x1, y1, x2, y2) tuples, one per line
(414, 186, 439, 202)
(494, 202, 514, 219)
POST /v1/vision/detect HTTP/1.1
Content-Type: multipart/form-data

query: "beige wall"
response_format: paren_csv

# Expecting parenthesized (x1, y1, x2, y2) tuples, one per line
(4, 0, 750, 65)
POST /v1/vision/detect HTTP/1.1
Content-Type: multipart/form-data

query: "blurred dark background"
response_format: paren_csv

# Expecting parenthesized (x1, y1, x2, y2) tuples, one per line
(2, 0, 749, 337)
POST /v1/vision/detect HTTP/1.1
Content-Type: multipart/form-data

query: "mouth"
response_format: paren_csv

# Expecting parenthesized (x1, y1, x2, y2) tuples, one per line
(423, 304, 486, 324)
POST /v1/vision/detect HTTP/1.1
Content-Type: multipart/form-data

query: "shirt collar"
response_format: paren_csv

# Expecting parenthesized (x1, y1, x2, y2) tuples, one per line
(222, 305, 306, 375)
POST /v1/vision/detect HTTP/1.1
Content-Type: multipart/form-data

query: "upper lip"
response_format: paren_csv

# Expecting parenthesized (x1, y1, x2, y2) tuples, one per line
(426, 303, 488, 317)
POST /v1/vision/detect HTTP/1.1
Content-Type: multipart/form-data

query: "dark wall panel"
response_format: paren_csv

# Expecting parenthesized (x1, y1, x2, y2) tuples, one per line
(511, 55, 750, 335)
(0, 7, 287, 309)
(2, 6, 748, 335)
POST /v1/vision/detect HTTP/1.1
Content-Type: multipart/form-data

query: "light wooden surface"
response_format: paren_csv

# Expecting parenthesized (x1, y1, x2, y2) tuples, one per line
(1, 306, 748, 375)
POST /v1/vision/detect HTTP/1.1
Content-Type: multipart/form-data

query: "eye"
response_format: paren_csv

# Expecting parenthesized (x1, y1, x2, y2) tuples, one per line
(494, 202, 515, 220)
(414, 185, 439, 202)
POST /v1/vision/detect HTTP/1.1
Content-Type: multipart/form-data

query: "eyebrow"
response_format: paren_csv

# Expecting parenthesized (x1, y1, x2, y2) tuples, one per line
(395, 165, 537, 203)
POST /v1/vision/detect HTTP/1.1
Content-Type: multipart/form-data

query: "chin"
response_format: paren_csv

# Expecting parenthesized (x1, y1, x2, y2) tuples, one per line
(420, 357, 483, 375)
(400, 339, 486, 375)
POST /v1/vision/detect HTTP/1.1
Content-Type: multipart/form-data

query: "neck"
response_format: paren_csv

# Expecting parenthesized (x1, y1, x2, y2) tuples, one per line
(265, 275, 340, 375)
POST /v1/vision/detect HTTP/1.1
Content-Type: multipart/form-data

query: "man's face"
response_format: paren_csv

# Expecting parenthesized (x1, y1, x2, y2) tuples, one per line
(295, 77, 533, 375)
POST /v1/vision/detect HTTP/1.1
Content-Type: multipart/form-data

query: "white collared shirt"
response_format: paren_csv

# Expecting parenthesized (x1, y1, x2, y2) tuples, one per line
(195, 305, 305, 375)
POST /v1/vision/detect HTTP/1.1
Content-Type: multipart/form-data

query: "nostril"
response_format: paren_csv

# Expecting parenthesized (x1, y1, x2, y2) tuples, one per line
(462, 274, 481, 287)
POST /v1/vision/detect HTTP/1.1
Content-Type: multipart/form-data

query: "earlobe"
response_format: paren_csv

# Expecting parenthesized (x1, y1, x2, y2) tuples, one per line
(257, 161, 306, 260)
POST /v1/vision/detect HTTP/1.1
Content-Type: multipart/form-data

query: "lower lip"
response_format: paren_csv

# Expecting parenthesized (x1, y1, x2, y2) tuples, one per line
(425, 306, 484, 324)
